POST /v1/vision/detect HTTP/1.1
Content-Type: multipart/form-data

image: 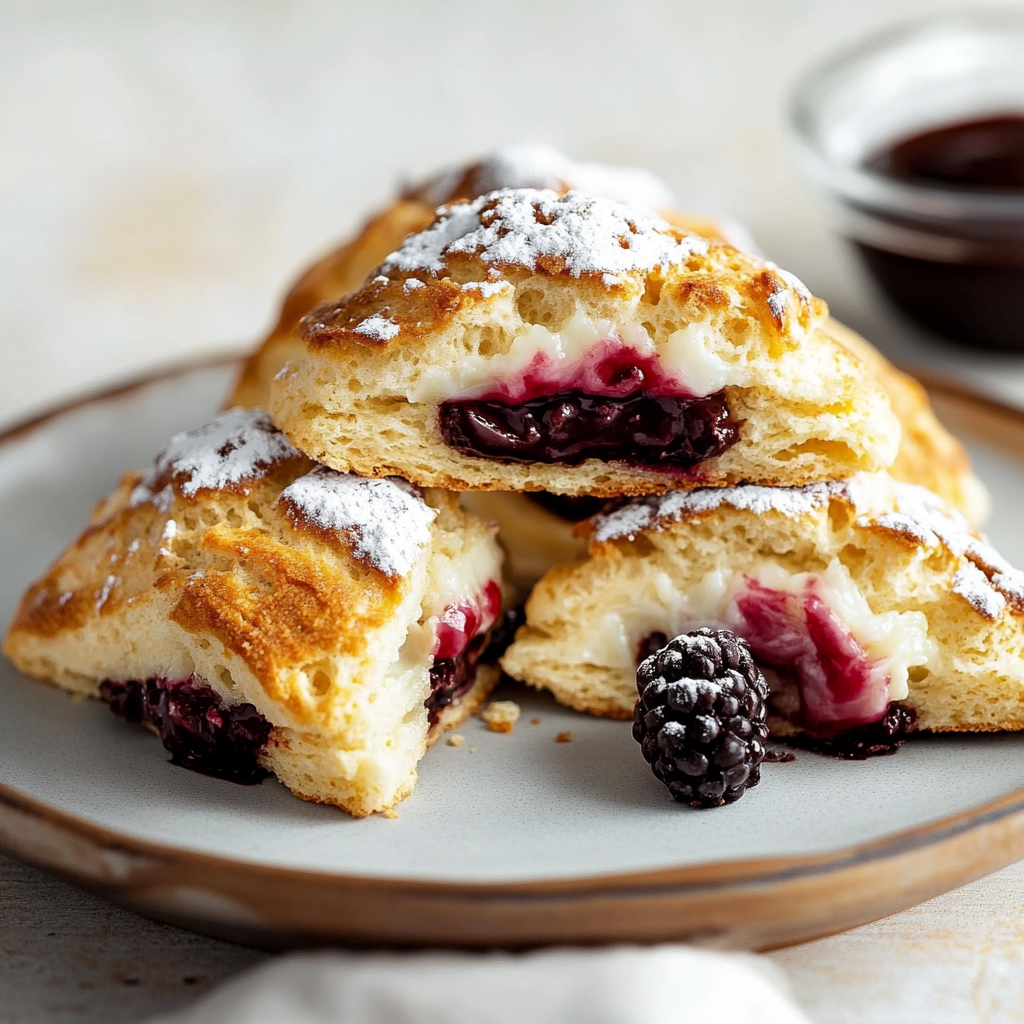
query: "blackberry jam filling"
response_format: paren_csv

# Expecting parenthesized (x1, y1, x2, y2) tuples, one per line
(427, 633, 489, 727)
(426, 581, 502, 727)
(786, 704, 917, 760)
(438, 390, 737, 469)
(99, 676, 272, 785)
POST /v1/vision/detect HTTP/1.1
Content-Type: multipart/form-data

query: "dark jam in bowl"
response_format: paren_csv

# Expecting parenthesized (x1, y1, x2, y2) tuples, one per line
(859, 114, 1024, 350)
(438, 390, 738, 470)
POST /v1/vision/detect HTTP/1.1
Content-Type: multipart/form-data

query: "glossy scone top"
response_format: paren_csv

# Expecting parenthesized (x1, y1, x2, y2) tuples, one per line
(270, 187, 900, 496)
(502, 472, 1024, 734)
(4, 408, 503, 815)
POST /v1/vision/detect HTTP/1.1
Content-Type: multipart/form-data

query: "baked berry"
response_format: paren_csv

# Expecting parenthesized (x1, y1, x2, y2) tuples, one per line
(788, 703, 916, 759)
(633, 628, 769, 808)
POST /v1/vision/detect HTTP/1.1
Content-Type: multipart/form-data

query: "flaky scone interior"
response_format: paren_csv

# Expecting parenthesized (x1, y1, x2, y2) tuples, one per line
(501, 473, 1024, 740)
(271, 188, 901, 497)
(3, 409, 503, 816)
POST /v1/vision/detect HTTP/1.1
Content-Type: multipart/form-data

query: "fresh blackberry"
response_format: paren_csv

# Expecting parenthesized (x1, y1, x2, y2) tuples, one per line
(788, 703, 916, 760)
(633, 628, 769, 808)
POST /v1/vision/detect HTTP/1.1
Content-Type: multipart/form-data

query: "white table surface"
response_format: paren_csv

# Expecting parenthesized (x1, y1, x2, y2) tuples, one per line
(4, 1, 1024, 1021)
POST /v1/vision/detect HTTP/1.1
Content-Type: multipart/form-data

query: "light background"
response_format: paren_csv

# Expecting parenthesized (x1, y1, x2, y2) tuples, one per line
(4, 0, 1024, 429)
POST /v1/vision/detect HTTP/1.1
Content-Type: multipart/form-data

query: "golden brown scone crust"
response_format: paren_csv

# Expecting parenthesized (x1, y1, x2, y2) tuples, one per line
(501, 473, 1024, 734)
(228, 146, 750, 410)
(270, 188, 899, 495)
(4, 409, 503, 816)
(822, 317, 989, 525)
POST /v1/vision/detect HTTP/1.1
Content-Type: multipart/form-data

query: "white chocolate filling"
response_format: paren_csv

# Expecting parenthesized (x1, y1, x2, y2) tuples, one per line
(565, 559, 933, 706)
(409, 312, 740, 403)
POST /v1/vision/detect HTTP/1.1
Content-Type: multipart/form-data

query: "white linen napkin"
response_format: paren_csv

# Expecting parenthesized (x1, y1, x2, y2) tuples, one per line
(145, 946, 812, 1024)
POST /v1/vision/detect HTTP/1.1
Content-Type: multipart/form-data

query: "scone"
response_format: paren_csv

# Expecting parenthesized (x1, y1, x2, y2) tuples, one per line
(230, 143, 747, 409)
(271, 187, 900, 497)
(501, 473, 1024, 743)
(3, 408, 503, 816)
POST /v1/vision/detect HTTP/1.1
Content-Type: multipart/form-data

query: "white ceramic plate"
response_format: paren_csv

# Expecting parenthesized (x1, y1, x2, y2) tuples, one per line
(3, 360, 1024, 949)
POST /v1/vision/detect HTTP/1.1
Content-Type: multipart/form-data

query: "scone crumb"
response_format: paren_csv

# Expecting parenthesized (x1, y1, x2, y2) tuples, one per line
(469, 745, 478, 754)
(530, 717, 541, 725)
(481, 700, 521, 734)
(383, 810, 399, 819)
(446, 734, 465, 747)
(555, 731, 573, 743)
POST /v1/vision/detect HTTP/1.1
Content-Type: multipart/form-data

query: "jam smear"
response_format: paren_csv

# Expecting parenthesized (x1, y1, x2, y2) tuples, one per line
(859, 115, 1024, 350)
(785, 704, 916, 760)
(439, 390, 737, 469)
(99, 677, 272, 785)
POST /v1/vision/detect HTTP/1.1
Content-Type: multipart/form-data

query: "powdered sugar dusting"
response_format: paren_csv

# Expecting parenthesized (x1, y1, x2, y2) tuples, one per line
(382, 189, 707, 280)
(130, 409, 300, 507)
(413, 144, 676, 214)
(953, 563, 1006, 619)
(593, 481, 848, 543)
(352, 313, 400, 341)
(279, 468, 436, 578)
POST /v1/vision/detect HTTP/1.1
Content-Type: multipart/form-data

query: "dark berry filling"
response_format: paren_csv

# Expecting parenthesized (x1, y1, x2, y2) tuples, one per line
(99, 676, 272, 785)
(525, 492, 608, 521)
(786, 704, 917, 760)
(438, 337, 738, 471)
(438, 390, 737, 470)
(732, 580, 888, 735)
(482, 605, 526, 664)
(427, 580, 502, 727)
(427, 633, 490, 726)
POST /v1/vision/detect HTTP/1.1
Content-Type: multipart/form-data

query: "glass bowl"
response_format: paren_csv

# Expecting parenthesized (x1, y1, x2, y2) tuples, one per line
(789, 10, 1024, 350)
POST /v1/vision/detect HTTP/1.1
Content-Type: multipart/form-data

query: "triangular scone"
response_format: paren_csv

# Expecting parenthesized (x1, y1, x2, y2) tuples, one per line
(271, 188, 900, 497)
(3, 409, 503, 817)
(501, 473, 1024, 739)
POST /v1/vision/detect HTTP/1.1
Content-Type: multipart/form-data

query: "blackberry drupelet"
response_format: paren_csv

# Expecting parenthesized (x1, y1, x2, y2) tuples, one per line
(633, 628, 769, 808)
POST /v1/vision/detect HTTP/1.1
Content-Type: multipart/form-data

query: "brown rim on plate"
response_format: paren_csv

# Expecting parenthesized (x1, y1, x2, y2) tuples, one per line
(1, 359, 1023, 951)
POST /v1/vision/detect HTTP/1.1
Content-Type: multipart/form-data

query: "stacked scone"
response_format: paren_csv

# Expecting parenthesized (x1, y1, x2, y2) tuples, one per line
(5, 145, 1019, 815)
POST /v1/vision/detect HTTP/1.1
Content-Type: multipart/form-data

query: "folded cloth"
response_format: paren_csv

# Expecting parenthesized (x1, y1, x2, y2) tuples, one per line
(145, 946, 812, 1024)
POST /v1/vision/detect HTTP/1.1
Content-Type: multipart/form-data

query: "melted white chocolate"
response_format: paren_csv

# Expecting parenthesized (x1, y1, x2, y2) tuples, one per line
(565, 559, 933, 704)
(410, 312, 738, 403)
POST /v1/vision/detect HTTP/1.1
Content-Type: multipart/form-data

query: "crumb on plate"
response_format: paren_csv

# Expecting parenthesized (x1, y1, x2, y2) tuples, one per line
(555, 731, 573, 743)
(446, 734, 464, 747)
(481, 699, 521, 734)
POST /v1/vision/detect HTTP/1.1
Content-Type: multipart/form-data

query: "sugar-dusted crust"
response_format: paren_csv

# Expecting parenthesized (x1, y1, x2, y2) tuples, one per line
(230, 145, 981, 520)
(502, 473, 1024, 733)
(270, 188, 899, 495)
(229, 146, 718, 411)
(3, 409, 503, 817)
